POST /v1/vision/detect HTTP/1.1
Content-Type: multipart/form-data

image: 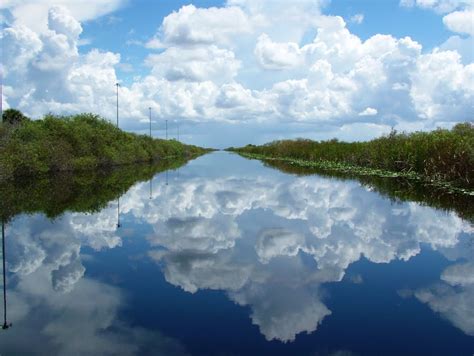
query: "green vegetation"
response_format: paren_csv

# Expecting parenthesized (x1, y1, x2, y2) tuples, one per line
(0, 159, 189, 222)
(2, 108, 30, 126)
(0, 109, 210, 180)
(228, 123, 474, 193)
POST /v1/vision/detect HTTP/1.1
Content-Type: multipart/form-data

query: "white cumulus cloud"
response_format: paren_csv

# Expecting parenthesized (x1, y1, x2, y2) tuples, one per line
(443, 9, 474, 36)
(350, 13, 364, 24)
(1, 0, 473, 146)
(358, 107, 378, 116)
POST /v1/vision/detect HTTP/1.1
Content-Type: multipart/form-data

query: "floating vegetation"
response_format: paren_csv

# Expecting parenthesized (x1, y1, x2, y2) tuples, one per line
(237, 153, 473, 197)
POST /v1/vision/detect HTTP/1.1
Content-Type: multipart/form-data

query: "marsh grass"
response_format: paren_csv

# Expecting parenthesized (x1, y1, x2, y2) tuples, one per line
(228, 123, 474, 191)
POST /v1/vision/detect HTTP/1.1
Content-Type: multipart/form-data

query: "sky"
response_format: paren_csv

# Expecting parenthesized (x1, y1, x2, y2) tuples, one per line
(1, 0, 473, 148)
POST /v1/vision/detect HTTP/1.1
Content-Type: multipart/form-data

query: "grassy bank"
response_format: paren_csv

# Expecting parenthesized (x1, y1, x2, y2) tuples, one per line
(0, 109, 209, 180)
(228, 123, 474, 193)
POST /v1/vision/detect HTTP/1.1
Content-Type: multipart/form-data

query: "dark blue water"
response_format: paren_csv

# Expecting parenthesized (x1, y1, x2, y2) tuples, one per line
(1, 152, 473, 355)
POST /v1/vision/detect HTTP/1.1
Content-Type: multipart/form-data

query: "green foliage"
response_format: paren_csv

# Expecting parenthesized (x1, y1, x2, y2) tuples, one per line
(2, 108, 30, 126)
(229, 122, 474, 190)
(0, 110, 209, 180)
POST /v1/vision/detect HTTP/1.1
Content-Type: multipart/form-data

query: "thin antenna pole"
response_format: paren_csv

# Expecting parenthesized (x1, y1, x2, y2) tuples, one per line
(177, 119, 180, 141)
(115, 83, 120, 128)
(149, 107, 152, 138)
(165, 119, 168, 140)
(117, 198, 121, 228)
(2, 220, 10, 330)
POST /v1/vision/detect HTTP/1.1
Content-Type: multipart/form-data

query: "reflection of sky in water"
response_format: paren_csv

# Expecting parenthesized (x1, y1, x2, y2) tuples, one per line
(1, 152, 473, 355)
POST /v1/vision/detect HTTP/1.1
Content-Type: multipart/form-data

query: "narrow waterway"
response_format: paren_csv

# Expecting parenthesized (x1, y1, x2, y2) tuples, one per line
(1, 151, 473, 355)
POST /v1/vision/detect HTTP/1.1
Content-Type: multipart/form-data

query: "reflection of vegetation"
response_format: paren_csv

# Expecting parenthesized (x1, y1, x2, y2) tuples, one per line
(0, 111, 210, 180)
(258, 158, 474, 223)
(228, 123, 474, 191)
(0, 158, 194, 222)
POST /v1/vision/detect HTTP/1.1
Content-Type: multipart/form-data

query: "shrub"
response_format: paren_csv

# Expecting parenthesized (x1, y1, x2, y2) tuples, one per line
(0, 110, 208, 179)
(2, 108, 30, 126)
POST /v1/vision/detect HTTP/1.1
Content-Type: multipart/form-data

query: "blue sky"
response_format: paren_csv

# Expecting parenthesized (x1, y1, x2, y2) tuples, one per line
(82, 0, 453, 51)
(329, 1, 452, 44)
(78, 0, 456, 84)
(1, 0, 473, 147)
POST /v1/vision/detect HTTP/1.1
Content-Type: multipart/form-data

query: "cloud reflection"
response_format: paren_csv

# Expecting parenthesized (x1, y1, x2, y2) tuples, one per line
(3, 153, 473, 345)
(125, 160, 471, 342)
(1, 265, 188, 355)
(413, 230, 474, 336)
(2, 211, 188, 355)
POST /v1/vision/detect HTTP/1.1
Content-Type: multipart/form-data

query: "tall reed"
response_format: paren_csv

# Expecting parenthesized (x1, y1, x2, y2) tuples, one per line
(229, 123, 474, 189)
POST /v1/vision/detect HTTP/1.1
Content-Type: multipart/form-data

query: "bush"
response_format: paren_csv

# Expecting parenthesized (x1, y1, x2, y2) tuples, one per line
(2, 108, 30, 126)
(0, 110, 209, 180)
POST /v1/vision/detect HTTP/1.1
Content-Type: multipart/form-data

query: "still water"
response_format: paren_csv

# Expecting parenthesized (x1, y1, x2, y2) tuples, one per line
(1, 152, 473, 355)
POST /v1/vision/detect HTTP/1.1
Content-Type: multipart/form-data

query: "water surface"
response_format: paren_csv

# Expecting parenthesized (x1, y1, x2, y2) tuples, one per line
(1, 152, 473, 355)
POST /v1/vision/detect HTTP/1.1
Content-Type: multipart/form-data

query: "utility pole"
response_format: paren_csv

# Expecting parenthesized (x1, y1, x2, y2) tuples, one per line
(117, 198, 121, 228)
(149, 107, 152, 138)
(115, 83, 120, 128)
(165, 119, 168, 140)
(149, 178, 153, 200)
(2, 220, 11, 330)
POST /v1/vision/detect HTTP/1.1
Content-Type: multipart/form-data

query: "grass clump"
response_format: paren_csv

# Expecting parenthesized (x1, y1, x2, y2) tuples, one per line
(228, 123, 474, 192)
(0, 109, 209, 180)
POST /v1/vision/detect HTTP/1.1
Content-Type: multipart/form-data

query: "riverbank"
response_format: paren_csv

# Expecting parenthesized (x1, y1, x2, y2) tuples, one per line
(0, 110, 210, 180)
(228, 123, 474, 194)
